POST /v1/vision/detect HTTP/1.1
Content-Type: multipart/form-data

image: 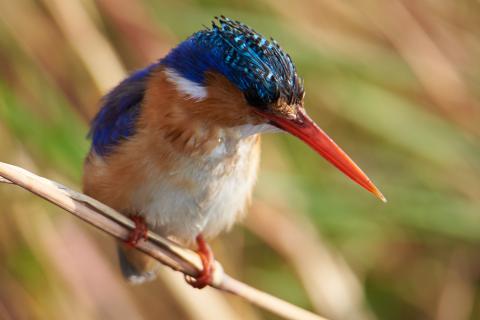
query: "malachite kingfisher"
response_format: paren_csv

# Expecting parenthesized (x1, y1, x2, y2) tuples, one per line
(83, 16, 385, 289)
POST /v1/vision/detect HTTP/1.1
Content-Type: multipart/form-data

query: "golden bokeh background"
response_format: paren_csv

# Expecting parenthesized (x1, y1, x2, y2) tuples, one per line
(1, 1, 480, 319)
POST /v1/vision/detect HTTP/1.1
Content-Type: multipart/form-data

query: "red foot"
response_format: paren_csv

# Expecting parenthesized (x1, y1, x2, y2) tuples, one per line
(185, 234, 214, 289)
(125, 215, 148, 247)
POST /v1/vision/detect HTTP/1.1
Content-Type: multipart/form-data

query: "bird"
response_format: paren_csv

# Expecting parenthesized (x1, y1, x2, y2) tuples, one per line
(83, 16, 385, 289)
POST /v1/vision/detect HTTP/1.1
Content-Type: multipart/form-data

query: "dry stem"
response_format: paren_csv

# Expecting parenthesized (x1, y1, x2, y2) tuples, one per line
(0, 162, 327, 320)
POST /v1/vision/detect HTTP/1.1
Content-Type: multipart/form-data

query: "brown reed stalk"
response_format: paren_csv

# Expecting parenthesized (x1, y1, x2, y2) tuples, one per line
(0, 162, 328, 320)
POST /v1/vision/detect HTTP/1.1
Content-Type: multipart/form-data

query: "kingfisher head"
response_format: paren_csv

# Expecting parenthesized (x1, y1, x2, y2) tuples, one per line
(159, 16, 385, 201)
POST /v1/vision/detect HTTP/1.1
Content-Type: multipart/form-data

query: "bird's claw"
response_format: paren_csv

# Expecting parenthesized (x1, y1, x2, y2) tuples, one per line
(126, 215, 148, 247)
(185, 234, 214, 289)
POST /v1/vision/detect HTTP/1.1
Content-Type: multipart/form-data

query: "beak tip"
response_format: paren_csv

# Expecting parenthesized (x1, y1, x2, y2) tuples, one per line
(372, 187, 387, 203)
(379, 194, 388, 203)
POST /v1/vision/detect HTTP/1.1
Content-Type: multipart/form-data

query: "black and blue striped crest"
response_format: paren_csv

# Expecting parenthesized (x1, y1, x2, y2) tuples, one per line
(161, 16, 304, 107)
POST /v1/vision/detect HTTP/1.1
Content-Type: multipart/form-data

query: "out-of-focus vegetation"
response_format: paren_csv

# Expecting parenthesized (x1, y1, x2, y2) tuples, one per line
(1, 0, 480, 319)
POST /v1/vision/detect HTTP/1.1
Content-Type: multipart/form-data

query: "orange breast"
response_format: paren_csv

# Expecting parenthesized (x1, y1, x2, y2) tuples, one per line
(83, 67, 264, 243)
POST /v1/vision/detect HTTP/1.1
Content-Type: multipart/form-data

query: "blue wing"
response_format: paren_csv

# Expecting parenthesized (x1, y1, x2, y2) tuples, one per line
(89, 63, 158, 156)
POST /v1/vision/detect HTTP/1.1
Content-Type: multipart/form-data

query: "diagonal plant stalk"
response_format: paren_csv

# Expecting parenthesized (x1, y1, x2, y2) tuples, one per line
(0, 162, 328, 320)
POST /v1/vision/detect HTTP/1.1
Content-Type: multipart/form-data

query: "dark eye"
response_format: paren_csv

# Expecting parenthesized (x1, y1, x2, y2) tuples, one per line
(244, 86, 279, 109)
(244, 90, 267, 108)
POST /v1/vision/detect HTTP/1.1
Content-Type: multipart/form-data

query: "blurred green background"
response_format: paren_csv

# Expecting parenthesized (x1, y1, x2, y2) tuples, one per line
(1, 0, 480, 319)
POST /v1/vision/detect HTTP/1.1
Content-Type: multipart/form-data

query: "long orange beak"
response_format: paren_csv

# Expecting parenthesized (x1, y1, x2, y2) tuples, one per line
(260, 109, 386, 202)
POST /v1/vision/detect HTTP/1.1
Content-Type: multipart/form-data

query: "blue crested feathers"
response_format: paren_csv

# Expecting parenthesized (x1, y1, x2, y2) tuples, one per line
(161, 16, 303, 107)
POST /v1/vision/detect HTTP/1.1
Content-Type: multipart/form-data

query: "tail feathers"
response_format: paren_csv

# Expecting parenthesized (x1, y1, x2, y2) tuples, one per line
(117, 243, 160, 285)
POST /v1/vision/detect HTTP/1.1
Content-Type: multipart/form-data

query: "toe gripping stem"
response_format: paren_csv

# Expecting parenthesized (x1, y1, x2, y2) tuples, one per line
(185, 234, 214, 289)
(126, 215, 148, 247)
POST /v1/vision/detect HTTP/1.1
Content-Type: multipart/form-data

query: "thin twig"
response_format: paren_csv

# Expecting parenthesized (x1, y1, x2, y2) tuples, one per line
(0, 162, 327, 320)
